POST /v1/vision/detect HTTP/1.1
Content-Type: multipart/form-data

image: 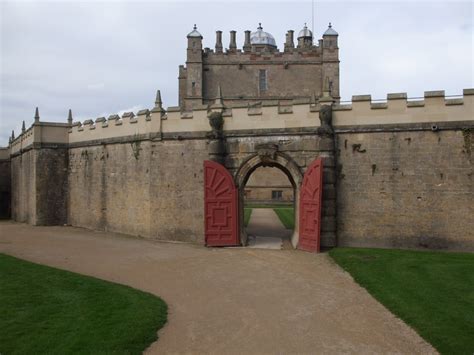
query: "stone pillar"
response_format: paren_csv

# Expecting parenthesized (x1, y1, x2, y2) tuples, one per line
(317, 104, 337, 248)
(229, 30, 237, 51)
(215, 31, 223, 53)
(243, 30, 251, 52)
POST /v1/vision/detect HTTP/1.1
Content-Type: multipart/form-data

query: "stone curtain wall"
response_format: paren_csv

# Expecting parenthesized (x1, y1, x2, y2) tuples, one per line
(5, 89, 473, 250)
(35, 148, 68, 225)
(0, 149, 11, 218)
(11, 151, 36, 224)
(68, 139, 208, 243)
(337, 129, 473, 251)
(10, 148, 68, 225)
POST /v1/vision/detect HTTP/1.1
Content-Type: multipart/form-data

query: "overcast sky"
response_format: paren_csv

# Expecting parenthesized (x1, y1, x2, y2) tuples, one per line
(1, 0, 472, 146)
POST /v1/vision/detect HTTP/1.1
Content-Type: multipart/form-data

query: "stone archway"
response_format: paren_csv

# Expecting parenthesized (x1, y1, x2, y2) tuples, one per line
(235, 146, 303, 248)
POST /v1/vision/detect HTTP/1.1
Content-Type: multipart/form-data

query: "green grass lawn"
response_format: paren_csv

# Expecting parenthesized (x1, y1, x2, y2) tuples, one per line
(273, 208, 295, 229)
(244, 208, 252, 227)
(243, 204, 295, 229)
(0, 253, 167, 355)
(329, 248, 474, 355)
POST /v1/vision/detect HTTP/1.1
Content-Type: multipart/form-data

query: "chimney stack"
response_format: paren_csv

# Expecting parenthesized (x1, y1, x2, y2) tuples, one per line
(243, 30, 251, 52)
(215, 31, 223, 53)
(229, 30, 237, 51)
(285, 30, 294, 51)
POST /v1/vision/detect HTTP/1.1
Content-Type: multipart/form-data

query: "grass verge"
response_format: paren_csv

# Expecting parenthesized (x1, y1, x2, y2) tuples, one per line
(273, 208, 295, 229)
(244, 208, 252, 227)
(0, 253, 167, 355)
(329, 248, 474, 355)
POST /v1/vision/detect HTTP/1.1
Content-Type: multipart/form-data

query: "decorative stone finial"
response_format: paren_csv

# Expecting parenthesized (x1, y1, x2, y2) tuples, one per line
(193, 24, 197, 30)
(210, 85, 225, 111)
(310, 91, 317, 106)
(320, 77, 334, 103)
(258, 23, 263, 30)
(34, 107, 40, 123)
(11, 130, 15, 140)
(67, 109, 73, 125)
(155, 89, 162, 107)
(152, 89, 166, 118)
(22, 120, 26, 133)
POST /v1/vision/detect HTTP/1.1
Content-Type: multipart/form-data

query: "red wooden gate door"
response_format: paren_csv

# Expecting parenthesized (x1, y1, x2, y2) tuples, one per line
(204, 160, 239, 247)
(298, 158, 323, 252)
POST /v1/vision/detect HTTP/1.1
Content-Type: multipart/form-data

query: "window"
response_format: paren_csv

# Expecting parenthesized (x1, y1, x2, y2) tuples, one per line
(259, 70, 267, 92)
(272, 190, 283, 200)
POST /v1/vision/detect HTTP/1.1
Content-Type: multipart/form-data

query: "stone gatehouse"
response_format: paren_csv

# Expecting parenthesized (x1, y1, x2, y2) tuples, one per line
(1, 24, 473, 252)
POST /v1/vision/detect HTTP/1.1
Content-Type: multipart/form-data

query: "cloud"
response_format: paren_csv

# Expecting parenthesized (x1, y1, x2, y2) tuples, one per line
(0, 1, 472, 146)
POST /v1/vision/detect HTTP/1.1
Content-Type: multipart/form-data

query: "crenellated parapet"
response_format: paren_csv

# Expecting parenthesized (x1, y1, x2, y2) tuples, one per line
(9, 108, 70, 156)
(66, 88, 473, 145)
(6, 88, 473, 149)
(333, 89, 473, 127)
(69, 109, 162, 144)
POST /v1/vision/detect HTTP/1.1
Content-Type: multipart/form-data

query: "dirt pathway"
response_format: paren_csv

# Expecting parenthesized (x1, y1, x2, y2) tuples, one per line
(0, 221, 436, 354)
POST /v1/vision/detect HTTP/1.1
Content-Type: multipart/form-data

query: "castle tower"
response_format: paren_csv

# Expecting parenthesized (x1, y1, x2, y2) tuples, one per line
(297, 24, 313, 49)
(179, 25, 203, 110)
(178, 22, 340, 110)
(321, 23, 339, 99)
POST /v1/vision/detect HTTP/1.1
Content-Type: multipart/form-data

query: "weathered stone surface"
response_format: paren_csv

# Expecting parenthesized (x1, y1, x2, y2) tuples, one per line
(0, 154, 11, 219)
(336, 130, 474, 251)
(68, 139, 209, 243)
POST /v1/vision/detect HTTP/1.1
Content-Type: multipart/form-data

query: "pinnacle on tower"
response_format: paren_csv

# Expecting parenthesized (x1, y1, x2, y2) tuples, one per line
(67, 109, 73, 125)
(11, 130, 15, 140)
(152, 89, 166, 117)
(310, 91, 317, 105)
(155, 89, 162, 107)
(34, 107, 40, 123)
(211, 85, 225, 110)
(22, 120, 26, 133)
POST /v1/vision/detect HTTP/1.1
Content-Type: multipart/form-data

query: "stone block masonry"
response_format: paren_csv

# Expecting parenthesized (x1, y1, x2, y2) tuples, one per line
(3, 88, 474, 251)
(337, 130, 473, 251)
(0, 148, 11, 219)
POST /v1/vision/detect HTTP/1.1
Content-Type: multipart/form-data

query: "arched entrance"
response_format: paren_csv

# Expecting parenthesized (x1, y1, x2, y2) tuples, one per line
(235, 151, 303, 248)
(204, 149, 324, 251)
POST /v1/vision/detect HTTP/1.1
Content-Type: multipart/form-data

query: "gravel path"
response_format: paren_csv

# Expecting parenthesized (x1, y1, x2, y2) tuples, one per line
(246, 208, 292, 249)
(0, 221, 436, 354)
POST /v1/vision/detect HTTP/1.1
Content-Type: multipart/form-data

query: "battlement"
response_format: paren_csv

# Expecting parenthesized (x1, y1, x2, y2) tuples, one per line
(6, 88, 473, 150)
(9, 121, 69, 155)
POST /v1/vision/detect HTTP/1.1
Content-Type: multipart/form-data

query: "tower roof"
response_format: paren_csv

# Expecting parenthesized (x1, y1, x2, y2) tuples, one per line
(323, 22, 338, 36)
(250, 23, 276, 47)
(298, 24, 313, 39)
(187, 24, 202, 38)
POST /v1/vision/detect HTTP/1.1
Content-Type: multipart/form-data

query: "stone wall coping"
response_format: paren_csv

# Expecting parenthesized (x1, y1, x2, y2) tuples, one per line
(108, 114, 120, 121)
(424, 90, 445, 98)
(122, 112, 135, 118)
(352, 95, 371, 102)
(387, 93, 407, 100)
(8, 88, 471, 149)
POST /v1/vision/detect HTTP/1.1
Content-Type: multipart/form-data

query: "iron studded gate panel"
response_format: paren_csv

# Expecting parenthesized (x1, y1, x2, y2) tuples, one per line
(204, 160, 239, 247)
(298, 158, 323, 252)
